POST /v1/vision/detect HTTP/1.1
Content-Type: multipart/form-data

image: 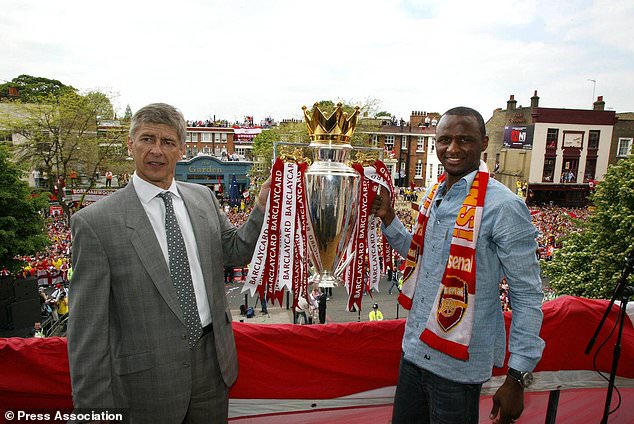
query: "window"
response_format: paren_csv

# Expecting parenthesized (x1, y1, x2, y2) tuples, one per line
(189, 132, 199, 142)
(542, 158, 555, 182)
(560, 159, 578, 183)
(437, 165, 444, 179)
(201, 132, 213, 142)
(385, 135, 395, 152)
(402, 135, 407, 146)
(399, 162, 406, 178)
(415, 160, 423, 178)
(584, 158, 597, 182)
(386, 163, 394, 178)
(417, 136, 425, 152)
(546, 129, 558, 149)
(221, 132, 227, 142)
(430, 137, 435, 153)
(617, 138, 632, 157)
(428, 163, 433, 177)
(588, 130, 600, 149)
(371, 134, 378, 146)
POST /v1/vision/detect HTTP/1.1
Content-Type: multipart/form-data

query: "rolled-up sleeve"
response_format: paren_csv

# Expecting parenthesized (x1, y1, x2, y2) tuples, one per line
(381, 217, 413, 259)
(492, 198, 545, 371)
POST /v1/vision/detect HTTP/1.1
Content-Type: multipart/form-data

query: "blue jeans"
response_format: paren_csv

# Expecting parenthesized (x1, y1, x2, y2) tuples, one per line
(392, 357, 482, 424)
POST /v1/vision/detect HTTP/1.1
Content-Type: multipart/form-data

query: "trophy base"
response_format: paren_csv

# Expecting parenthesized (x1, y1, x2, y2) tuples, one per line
(310, 272, 339, 288)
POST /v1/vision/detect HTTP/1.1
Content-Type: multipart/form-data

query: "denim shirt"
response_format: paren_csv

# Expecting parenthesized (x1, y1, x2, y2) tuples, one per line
(383, 170, 545, 384)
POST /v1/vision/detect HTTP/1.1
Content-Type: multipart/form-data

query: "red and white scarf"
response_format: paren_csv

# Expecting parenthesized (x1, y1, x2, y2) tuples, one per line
(398, 161, 489, 360)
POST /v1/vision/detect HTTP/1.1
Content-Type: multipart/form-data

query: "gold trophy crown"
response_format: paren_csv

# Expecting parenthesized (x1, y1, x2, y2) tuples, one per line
(302, 102, 360, 143)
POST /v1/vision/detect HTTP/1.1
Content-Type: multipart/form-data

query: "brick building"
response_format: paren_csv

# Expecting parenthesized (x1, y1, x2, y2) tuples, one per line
(363, 111, 441, 188)
(484, 92, 616, 206)
(612, 112, 634, 162)
(184, 127, 235, 159)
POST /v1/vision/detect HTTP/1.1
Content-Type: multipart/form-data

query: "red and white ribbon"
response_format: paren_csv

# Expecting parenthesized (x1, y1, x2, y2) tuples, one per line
(244, 158, 312, 307)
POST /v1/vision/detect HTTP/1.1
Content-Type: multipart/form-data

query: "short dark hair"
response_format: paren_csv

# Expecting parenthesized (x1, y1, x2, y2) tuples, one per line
(129, 103, 187, 145)
(441, 106, 486, 138)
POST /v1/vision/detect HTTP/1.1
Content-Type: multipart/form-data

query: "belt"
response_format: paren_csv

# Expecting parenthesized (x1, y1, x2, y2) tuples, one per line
(202, 323, 213, 335)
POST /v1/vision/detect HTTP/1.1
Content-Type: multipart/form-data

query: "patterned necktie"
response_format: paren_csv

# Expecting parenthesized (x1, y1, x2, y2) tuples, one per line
(157, 192, 203, 349)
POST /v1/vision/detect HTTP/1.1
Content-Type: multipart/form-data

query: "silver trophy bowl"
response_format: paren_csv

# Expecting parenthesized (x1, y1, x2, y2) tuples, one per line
(305, 145, 359, 287)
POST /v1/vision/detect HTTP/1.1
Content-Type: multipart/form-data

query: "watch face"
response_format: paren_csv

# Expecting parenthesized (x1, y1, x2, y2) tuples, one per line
(522, 372, 534, 388)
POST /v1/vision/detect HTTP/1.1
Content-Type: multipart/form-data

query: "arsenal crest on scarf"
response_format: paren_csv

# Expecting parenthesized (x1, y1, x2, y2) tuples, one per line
(242, 103, 394, 312)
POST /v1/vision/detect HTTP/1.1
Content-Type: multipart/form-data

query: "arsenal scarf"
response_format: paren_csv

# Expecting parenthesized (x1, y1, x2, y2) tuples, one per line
(398, 161, 489, 360)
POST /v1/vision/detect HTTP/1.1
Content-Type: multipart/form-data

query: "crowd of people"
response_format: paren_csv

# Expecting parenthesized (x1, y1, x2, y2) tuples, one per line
(4, 214, 73, 334)
(529, 205, 590, 260)
(186, 119, 230, 128)
(8, 183, 590, 334)
(223, 201, 254, 227)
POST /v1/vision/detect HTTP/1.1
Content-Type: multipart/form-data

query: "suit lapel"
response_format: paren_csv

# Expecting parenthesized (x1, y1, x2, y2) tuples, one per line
(124, 182, 185, 325)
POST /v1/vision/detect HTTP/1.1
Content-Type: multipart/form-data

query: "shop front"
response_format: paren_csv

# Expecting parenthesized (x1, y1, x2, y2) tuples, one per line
(175, 155, 252, 201)
(526, 183, 592, 207)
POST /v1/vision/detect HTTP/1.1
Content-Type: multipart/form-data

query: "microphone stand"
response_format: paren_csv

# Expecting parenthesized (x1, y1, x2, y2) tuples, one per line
(584, 253, 634, 423)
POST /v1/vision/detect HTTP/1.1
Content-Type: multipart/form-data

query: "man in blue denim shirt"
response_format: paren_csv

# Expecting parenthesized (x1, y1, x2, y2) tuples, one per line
(372, 107, 544, 424)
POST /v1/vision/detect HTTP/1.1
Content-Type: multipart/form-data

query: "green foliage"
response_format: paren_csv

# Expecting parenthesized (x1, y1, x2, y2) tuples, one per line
(0, 144, 49, 272)
(1, 87, 130, 215)
(123, 104, 133, 121)
(543, 155, 634, 299)
(0, 74, 73, 102)
(3, 89, 121, 189)
(251, 121, 306, 182)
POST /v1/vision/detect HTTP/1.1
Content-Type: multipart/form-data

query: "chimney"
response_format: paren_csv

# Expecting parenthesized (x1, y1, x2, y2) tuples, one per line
(410, 111, 424, 127)
(530, 90, 539, 109)
(507, 95, 517, 111)
(593, 96, 605, 111)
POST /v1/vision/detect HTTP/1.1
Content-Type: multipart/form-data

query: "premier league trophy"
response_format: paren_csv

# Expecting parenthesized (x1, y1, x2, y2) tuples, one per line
(303, 103, 361, 287)
(244, 102, 390, 310)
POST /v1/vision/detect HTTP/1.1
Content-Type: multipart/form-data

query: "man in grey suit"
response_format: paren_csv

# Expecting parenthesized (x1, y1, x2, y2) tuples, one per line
(67, 103, 270, 423)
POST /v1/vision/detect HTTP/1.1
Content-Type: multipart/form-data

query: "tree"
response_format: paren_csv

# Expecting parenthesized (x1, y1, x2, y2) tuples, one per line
(0, 74, 72, 103)
(0, 144, 49, 273)
(1, 89, 128, 220)
(4, 90, 112, 189)
(542, 155, 634, 299)
(123, 104, 133, 121)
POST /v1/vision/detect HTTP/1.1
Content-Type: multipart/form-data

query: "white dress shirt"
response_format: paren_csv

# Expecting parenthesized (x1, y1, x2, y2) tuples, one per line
(132, 173, 212, 326)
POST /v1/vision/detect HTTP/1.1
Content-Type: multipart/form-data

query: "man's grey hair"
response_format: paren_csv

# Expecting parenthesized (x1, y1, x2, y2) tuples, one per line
(129, 103, 187, 145)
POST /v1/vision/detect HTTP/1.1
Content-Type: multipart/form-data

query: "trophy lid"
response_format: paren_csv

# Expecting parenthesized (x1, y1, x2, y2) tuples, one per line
(302, 102, 360, 145)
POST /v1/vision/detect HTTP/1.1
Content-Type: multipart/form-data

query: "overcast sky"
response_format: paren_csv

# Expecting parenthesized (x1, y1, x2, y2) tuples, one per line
(2, 0, 633, 123)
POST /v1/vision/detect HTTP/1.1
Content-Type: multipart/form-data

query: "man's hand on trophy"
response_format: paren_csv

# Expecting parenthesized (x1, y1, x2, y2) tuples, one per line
(255, 176, 272, 211)
(371, 186, 395, 227)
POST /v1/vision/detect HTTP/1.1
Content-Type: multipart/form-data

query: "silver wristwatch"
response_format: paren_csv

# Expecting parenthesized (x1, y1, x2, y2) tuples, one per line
(508, 367, 534, 388)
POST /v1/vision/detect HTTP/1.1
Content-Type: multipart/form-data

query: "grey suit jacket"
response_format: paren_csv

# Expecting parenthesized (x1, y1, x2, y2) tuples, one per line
(67, 181, 264, 422)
